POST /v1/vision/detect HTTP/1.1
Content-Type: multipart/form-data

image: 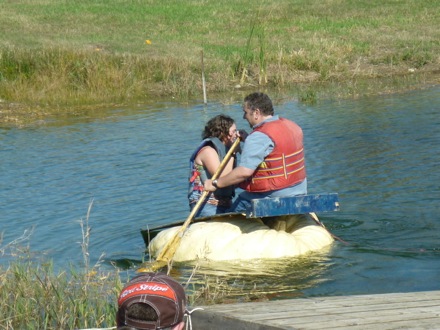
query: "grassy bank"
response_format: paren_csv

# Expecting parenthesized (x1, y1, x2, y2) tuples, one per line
(0, 252, 264, 329)
(0, 260, 121, 329)
(1, 0, 439, 125)
(0, 258, 267, 329)
(0, 204, 120, 329)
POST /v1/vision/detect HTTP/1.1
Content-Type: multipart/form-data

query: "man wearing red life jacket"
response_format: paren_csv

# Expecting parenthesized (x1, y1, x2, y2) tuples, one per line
(204, 92, 307, 213)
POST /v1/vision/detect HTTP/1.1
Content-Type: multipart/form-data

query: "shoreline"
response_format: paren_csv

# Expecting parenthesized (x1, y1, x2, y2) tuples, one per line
(1, 71, 438, 128)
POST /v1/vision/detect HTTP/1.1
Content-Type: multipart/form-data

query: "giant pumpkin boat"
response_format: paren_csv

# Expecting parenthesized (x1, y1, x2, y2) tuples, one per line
(141, 193, 340, 263)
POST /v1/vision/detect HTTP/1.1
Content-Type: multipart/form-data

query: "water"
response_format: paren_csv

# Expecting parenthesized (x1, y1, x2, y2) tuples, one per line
(1, 87, 439, 300)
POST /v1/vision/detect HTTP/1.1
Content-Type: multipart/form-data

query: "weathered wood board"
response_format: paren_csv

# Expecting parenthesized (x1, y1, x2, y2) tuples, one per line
(191, 290, 440, 329)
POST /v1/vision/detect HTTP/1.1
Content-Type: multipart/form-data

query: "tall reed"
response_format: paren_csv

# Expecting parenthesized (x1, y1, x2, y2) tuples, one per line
(0, 201, 122, 329)
(0, 260, 121, 329)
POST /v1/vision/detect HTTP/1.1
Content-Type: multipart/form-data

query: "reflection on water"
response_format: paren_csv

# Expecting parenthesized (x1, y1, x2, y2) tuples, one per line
(170, 249, 333, 302)
(1, 86, 439, 300)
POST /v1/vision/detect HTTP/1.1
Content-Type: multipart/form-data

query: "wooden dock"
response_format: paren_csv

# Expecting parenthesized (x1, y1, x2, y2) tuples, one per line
(190, 290, 440, 329)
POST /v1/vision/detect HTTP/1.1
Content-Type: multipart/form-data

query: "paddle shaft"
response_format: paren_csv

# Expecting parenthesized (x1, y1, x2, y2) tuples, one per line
(309, 212, 348, 245)
(155, 137, 241, 265)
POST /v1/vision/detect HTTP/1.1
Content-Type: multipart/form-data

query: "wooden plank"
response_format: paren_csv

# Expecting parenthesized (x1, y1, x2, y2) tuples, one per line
(273, 304, 440, 328)
(195, 298, 440, 329)
(248, 193, 339, 218)
(191, 291, 440, 330)
(211, 299, 440, 319)
(209, 291, 439, 314)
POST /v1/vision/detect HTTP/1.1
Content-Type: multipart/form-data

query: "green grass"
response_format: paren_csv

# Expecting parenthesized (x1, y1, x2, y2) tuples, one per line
(0, 245, 263, 329)
(0, 0, 439, 125)
(0, 204, 121, 330)
(0, 257, 273, 329)
(0, 260, 121, 329)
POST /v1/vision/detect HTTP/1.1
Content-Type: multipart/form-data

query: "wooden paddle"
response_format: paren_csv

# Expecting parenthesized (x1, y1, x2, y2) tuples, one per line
(309, 212, 348, 245)
(138, 137, 241, 272)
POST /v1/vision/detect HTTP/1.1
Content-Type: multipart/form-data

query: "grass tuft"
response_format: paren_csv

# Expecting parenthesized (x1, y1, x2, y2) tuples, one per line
(0, 201, 122, 329)
(0, 260, 121, 329)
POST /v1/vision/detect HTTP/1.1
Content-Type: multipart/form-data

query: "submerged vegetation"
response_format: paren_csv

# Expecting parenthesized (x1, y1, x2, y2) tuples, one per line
(0, 0, 439, 125)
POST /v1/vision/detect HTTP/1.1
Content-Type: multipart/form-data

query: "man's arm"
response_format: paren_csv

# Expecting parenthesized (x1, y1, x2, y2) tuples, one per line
(205, 131, 273, 191)
(204, 166, 254, 191)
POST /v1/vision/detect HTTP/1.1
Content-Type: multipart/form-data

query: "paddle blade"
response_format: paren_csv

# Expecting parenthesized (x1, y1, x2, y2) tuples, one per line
(155, 232, 182, 263)
(137, 259, 168, 273)
(136, 229, 183, 273)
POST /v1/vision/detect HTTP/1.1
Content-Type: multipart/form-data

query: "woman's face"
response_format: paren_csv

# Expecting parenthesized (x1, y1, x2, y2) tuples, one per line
(224, 123, 238, 146)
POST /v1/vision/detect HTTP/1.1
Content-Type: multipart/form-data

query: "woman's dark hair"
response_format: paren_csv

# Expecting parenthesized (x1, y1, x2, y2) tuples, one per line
(202, 114, 235, 141)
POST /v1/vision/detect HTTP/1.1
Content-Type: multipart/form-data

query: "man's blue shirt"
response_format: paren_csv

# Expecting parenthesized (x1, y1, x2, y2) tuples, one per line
(239, 115, 279, 170)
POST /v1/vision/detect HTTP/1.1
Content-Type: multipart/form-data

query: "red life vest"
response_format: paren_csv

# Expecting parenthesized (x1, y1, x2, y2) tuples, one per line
(239, 117, 306, 192)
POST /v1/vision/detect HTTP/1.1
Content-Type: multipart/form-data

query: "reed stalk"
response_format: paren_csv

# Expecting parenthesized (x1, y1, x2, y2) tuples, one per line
(0, 202, 122, 329)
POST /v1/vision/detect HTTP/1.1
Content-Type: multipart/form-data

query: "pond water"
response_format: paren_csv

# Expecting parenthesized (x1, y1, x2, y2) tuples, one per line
(1, 86, 439, 301)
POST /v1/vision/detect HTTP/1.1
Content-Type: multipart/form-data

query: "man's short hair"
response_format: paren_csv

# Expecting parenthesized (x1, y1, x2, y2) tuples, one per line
(117, 272, 187, 330)
(244, 92, 274, 116)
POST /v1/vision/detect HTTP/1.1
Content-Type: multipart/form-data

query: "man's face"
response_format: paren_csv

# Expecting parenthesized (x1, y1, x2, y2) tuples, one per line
(242, 104, 256, 128)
